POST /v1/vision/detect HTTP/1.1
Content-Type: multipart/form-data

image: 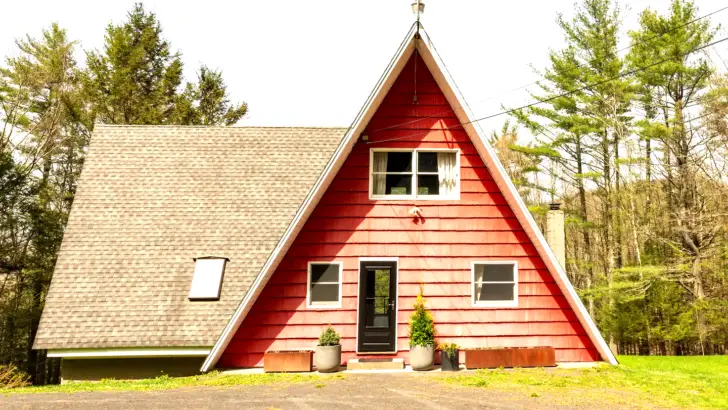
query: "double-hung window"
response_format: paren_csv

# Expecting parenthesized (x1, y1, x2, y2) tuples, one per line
(307, 262, 343, 308)
(472, 262, 518, 307)
(370, 149, 459, 199)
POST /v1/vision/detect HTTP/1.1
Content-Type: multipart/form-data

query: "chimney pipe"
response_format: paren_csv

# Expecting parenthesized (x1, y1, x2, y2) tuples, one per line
(546, 202, 566, 269)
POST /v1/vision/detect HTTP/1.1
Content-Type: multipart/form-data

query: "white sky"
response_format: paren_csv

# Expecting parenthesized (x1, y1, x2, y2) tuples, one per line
(1, 0, 726, 132)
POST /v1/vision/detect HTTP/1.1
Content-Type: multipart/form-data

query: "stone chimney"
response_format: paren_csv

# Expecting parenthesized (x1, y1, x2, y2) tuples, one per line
(546, 203, 566, 269)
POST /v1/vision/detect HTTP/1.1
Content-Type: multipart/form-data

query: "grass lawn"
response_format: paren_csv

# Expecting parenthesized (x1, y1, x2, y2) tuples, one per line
(442, 355, 728, 409)
(4, 371, 339, 395)
(3, 355, 726, 409)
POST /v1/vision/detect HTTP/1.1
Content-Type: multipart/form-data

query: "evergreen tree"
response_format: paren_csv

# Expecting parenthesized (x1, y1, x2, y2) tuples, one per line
(627, 0, 720, 350)
(173, 66, 248, 125)
(0, 23, 87, 384)
(511, 0, 632, 334)
(85, 3, 183, 124)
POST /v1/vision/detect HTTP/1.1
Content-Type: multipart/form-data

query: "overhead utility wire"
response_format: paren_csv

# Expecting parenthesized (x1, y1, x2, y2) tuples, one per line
(368, 5, 728, 135)
(366, 35, 728, 145)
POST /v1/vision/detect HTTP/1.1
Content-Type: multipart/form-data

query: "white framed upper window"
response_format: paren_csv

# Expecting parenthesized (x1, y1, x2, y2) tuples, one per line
(471, 261, 518, 307)
(307, 262, 343, 309)
(370, 149, 459, 200)
(188, 257, 228, 301)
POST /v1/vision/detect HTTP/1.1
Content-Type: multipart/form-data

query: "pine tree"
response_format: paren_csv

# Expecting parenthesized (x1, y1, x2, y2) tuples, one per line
(627, 0, 720, 351)
(84, 3, 184, 124)
(173, 66, 248, 125)
(0, 23, 87, 384)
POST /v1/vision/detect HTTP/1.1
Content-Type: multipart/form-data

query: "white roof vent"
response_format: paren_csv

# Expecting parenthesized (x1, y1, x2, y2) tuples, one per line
(188, 257, 228, 301)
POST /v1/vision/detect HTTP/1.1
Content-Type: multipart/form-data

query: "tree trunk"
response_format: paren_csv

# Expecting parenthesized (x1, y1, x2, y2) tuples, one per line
(575, 136, 595, 317)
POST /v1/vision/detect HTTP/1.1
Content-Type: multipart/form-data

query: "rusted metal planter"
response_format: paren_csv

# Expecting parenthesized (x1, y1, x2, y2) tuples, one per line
(464, 347, 555, 369)
(263, 350, 313, 373)
(511, 346, 555, 367)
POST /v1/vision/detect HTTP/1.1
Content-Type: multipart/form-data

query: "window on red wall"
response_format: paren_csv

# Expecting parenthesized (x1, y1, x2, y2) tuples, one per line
(471, 262, 518, 307)
(370, 149, 459, 200)
(307, 262, 343, 308)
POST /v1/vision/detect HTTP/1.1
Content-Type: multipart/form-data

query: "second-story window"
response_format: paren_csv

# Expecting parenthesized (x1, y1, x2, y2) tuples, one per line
(370, 149, 459, 200)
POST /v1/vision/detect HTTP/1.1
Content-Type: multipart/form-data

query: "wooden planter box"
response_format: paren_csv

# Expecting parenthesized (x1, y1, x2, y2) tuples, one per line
(464, 347, 555, 369)
(264, 350, 313, 373)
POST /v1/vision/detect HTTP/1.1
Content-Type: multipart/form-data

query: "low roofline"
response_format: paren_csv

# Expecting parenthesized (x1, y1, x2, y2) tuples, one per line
(201, 23, 617, 371)
(48, 347, 211, 359)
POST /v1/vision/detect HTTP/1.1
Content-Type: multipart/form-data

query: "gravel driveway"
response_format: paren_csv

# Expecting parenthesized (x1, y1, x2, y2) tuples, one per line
(0, 373, 609, 410)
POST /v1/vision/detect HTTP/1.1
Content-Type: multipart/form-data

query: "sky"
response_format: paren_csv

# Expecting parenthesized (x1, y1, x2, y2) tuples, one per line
(1, 0, 726, 132)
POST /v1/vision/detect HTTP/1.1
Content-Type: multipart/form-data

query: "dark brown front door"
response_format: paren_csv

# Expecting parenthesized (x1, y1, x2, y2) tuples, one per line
(357, 261, 397, 353)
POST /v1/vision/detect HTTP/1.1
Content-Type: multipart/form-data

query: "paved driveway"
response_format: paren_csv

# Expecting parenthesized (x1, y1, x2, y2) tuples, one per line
(1, 373, 601, 409)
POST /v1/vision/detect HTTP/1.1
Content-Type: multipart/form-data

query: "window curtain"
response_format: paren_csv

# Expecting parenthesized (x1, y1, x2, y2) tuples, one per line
(373, 152, 388, 195)
(437, 152, 457, 196)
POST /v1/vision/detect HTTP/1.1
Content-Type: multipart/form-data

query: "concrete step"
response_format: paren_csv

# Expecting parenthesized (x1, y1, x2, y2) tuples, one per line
(347, 358, 405, 370)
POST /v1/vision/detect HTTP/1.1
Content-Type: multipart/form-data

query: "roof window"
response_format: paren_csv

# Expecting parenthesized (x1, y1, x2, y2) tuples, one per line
(188, 257, 228, 301)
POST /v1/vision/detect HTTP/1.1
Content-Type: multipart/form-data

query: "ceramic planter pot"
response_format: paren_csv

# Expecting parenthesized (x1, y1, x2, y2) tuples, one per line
(315, 345, 341, 373)
(410, 345, 435, 371)
(440, 349, 459, 371)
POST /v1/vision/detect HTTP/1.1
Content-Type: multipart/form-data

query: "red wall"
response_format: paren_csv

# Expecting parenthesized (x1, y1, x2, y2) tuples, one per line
(218, 53, 600, 368)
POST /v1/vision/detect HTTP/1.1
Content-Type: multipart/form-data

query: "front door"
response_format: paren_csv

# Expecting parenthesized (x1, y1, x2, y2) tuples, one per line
(357, 260, 397, 353)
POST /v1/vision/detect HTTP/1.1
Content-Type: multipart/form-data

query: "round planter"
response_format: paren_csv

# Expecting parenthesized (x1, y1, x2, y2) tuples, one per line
(410, 345, 435, 371)
(315, 345, 341, 373)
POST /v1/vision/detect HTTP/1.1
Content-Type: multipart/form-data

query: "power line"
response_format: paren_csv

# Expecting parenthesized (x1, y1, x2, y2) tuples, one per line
(367, 36, 728, 145)
(368, 5, 728, 135)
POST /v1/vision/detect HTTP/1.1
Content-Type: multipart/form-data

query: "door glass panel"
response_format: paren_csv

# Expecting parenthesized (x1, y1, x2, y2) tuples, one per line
(365, 268, 391, 328)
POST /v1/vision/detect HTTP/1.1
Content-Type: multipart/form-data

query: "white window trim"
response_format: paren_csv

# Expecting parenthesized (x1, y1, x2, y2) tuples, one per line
(307, 261, 343, 309)
(471, 261, 519, 308)
(369, 148, 461, 201)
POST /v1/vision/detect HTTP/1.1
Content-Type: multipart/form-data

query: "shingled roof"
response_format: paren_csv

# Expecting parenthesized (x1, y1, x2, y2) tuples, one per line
(34, 125, 346, 349)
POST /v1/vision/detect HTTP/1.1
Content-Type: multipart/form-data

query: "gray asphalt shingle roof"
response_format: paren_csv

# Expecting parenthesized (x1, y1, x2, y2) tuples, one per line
(34, 124, 346, 349)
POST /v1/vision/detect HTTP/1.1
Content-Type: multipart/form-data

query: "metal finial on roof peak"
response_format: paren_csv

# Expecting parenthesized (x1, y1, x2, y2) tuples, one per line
(411, 0, 425, 22)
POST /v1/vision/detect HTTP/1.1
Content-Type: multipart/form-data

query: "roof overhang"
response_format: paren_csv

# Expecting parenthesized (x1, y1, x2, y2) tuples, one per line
(201, 23, 617, 371)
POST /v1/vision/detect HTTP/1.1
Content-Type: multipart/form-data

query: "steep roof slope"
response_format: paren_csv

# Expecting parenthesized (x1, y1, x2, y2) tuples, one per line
(202, 23, 617, 369)
(34, 125, 346, 349)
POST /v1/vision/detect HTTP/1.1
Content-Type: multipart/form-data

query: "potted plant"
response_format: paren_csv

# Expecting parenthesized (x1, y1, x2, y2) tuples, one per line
(408, 288, 436, 371)
(315, 326, 341, 373)
(439, 343, 459, 371)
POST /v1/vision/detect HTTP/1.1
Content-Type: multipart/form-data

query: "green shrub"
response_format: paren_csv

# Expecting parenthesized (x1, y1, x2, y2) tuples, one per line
(439, 342, 459, 356)
(0, 364, 30, 389)
(408, 288, 436, 347)
(318, 326, 341, 346)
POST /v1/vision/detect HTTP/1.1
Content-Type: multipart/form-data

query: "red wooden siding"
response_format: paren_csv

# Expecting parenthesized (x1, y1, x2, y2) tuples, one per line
(218, 53, 600, 368)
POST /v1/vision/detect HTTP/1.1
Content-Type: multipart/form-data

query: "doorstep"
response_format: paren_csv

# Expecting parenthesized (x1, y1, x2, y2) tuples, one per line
(346, 358, 404, 371)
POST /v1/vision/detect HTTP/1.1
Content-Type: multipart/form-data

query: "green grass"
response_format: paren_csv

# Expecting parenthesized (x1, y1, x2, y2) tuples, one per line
(4, 371, 339, 395)
(443, 355, 728, 409)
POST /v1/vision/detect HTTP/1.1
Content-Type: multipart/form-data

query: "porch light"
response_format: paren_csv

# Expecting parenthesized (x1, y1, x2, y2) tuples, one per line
(411, 0, 425, 15)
